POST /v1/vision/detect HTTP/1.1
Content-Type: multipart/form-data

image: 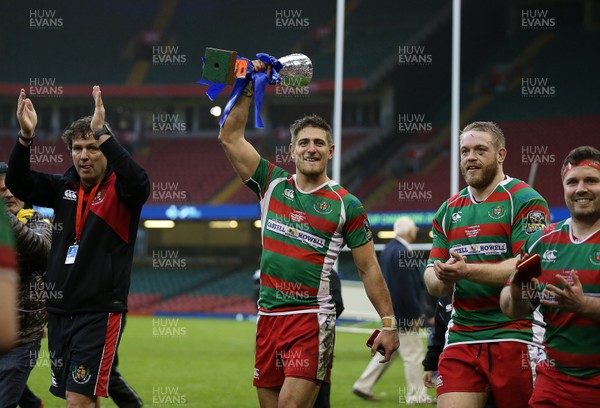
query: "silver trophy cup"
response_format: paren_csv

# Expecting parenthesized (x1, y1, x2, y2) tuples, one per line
(202, 48, 312, 88)
(277, 53, 313, 88)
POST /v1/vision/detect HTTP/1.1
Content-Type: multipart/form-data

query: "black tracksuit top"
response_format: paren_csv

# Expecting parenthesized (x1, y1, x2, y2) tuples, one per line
(7, 137, 150, 315)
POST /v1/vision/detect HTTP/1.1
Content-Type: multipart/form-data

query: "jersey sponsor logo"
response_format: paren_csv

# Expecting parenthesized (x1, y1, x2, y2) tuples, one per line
(590, 250, 600, 266)
(451, 212, 462, 223)
(542, 249, 557, 262)
(72, 364, 92, 384)
(290, 210, 306, 223)
(63, 189, 77, 201)
(488, 205, 506, 219)
(524, 210, 546, 234)
(465, 225, 480, 238)
(282, 188, 295, 200)
(266, 219, 325, 249)
(450, 242, 508, 256)
(313, 200, 333, 214)
(92, 189, 105, 205)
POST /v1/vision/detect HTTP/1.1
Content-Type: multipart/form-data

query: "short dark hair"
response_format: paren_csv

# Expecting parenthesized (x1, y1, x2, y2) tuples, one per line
(61, 116, 93, 150)
(61, 116, 114, 150)
(289, 114, 333, 146)
(561, 146, 600, 178)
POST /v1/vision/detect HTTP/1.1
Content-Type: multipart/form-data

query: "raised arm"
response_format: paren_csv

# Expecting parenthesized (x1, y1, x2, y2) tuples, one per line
(90, 86, 150, 207)
(7, 89, 61, 208)
(16, 88, 37, 144)
(100, 138, 150, 207)
(217, 62, 268, 181)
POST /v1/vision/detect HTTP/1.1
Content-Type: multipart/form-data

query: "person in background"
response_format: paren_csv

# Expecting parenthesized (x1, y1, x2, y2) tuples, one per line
(0, 162, 51, 408)
(421, 295, 452, 390)
(422, 296, 498, 408)
(352, 216, 433, 404)
(108, 319, 144, 408)
(19, 385, 44, 408)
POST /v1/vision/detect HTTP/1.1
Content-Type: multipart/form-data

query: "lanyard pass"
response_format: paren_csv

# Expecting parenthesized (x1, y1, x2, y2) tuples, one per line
(65, 244, 79, 264)
(66, 182, 100, 264)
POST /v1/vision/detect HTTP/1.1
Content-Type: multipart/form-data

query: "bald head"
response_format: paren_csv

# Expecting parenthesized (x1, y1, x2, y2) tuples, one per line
(393, 216, 417, 243)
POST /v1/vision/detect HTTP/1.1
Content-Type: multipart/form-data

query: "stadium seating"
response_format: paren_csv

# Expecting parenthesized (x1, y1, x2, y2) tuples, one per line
(143, 137, 238, 204)
(1, 1, 154, 84)
(346, 23, 600, 212)
(372, 156, 451, 212)
(128, 267, 257, 316)
(500, 116, 600, 207)
(3, 2, 598, 321)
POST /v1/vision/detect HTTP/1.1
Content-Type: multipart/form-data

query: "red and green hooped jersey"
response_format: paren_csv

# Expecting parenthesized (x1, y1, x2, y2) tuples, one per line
(0, 209, 16, 273)
(428, 176, 549, 346)
(525, 219, 600, 378)
(246, 158, 373, 315)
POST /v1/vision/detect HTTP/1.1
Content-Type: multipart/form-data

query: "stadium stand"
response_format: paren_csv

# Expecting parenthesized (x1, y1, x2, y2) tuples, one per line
(350, 17, 600, 212)
(128, 267, 257, 316)
(142, 137, 238, 204)
(1, 0, 599, 321)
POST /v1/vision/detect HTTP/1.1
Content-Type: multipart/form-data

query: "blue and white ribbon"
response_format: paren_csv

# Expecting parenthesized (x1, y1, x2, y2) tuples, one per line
(198, 53, 283, 129)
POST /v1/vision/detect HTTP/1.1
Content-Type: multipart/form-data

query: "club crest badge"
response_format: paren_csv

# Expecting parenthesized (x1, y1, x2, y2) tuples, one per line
(314, 200, 332, 214)
(92, 190, 105, 205)
(590, 250, 600, 266)
(488, 205, 506, 219)
(72, 364, 91, 384)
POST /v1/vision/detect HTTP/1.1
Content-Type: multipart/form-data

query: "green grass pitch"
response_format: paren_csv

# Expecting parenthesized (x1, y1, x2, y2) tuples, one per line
(27, 316, 436, 407)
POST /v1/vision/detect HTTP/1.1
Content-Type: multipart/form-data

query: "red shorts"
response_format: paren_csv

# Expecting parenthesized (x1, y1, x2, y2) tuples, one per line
(530, 362, 600, 407)
(253, 312, 335, 388)
(437, 342, 533, 408)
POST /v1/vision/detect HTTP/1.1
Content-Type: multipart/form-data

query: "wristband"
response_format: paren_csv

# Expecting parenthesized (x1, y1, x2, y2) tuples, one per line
(381, 315, 398, 330)
(18, 131, 35, 143)
(93, 123, 113, 140)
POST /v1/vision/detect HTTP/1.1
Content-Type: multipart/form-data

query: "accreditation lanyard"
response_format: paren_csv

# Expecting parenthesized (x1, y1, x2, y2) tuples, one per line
(65, 182, 100, 264)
